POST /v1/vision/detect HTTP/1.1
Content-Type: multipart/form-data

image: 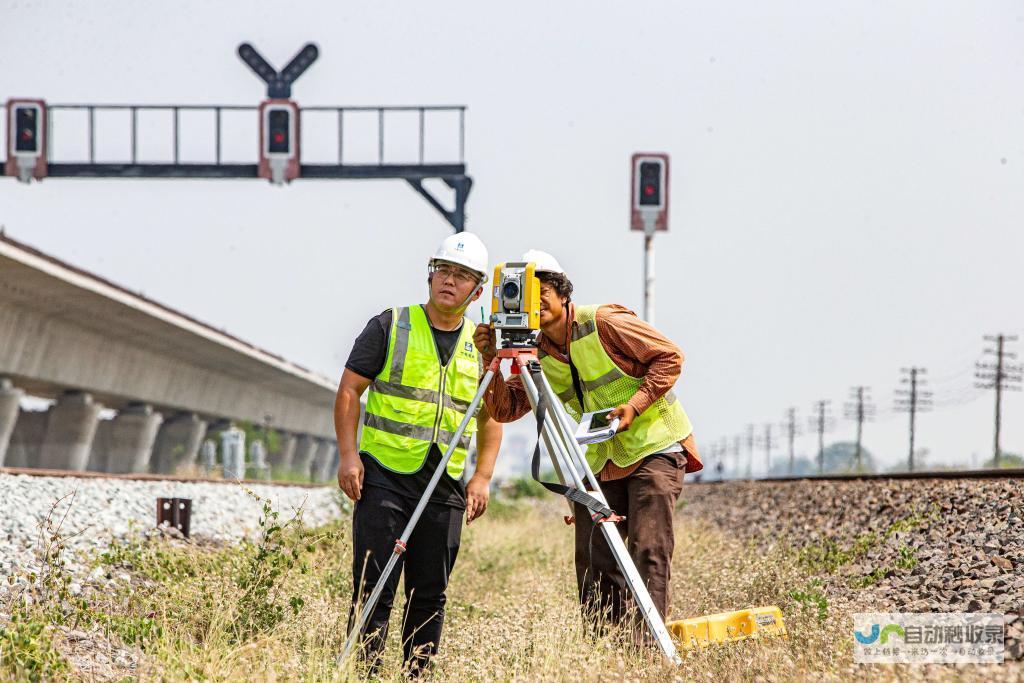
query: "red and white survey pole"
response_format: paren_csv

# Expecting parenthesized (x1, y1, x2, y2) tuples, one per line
(630, 153, 669, 324)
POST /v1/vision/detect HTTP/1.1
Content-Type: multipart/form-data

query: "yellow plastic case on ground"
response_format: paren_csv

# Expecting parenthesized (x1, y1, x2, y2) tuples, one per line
(667, 606, 787, 650)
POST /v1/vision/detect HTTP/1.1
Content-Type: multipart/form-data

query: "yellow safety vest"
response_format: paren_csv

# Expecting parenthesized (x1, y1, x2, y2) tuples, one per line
(539, 304, 692, 472)
(359, 305, 480, 479)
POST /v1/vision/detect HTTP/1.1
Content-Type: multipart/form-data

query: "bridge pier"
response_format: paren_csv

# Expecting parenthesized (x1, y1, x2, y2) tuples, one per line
(0, 379, 24, 466)
(151, 412, 208, 475)
(292, 434, 318, 479)
(6, 409, 47, 468)
(269, 431, 298, 473)
(93, 403, 164, 474)
(311, 441, 338, 482)
(39, 391, 104, 471)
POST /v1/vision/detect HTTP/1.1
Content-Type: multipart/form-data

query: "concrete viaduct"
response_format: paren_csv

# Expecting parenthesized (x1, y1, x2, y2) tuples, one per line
(0, 233, 339, 481)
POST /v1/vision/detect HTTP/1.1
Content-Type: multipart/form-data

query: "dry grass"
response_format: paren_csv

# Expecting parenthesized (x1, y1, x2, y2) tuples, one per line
(6, 492, 1021, 681)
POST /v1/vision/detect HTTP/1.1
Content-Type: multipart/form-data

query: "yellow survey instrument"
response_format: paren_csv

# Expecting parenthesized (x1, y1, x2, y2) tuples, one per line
(667, 606, 787, 650)
(490, 262, 541, 345)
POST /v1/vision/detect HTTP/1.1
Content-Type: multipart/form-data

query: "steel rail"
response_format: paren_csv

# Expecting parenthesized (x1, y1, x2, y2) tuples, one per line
(697, 468, 1024, 484)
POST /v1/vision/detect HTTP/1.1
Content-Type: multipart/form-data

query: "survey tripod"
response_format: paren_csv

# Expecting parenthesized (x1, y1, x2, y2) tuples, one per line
(338, 342, 681, 666)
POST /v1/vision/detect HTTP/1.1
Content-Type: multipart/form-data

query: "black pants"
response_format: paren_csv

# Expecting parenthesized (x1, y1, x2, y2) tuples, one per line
(348, 484, 463, 674)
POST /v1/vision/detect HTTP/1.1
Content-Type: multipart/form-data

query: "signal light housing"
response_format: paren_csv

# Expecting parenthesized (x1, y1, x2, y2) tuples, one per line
(258, 100, 300, 185)
(630, 153, 669, 232)
(5, 99, 48, 183)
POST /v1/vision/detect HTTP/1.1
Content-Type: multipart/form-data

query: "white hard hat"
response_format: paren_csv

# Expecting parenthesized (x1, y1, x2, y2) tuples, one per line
(521, 249, 565, 275)
(430, 232, 489, 283)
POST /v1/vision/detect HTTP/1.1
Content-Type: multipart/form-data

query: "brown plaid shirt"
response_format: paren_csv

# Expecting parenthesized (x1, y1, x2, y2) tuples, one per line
(484, 303, 702, 479)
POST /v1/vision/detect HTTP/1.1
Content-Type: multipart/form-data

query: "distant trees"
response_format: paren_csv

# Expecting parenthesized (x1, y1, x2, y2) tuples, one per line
(983, 452, 1023, 469)
(767, 441, 877, 476)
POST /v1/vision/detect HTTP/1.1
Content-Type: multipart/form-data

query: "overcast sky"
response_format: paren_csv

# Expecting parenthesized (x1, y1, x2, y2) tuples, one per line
(2, 1, 1022, 474)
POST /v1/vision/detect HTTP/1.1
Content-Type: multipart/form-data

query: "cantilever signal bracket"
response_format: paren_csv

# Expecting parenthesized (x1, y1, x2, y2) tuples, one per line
(406, 176, 473, 233)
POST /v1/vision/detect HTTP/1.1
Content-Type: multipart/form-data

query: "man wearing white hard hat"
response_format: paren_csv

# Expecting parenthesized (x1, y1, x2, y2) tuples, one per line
(474, 249, 701, 630)
(335, 232, 502, 675)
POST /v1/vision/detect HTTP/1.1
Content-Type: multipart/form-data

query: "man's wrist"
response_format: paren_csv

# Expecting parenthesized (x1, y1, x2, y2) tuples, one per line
(626, 397, 646, 416)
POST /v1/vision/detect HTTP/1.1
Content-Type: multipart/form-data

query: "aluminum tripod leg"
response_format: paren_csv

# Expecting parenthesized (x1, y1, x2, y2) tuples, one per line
(539, 410, 578, 516)
(519, 365, 682, 664)
(337, 366, 497, 666)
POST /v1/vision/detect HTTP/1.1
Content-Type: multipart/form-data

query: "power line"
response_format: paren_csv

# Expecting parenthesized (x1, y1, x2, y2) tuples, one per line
(976, 334, 1022, 466)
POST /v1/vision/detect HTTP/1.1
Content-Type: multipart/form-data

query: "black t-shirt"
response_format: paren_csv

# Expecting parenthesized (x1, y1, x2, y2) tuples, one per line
(346, 307, 469, 509)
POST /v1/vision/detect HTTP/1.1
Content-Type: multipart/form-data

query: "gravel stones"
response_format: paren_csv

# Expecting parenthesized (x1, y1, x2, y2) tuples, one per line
(684, 477, 1024, 661)
(0, 473, 344, 580)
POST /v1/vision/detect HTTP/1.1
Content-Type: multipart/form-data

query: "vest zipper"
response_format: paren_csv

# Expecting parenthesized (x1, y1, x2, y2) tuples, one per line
(432, 364, 447, 444)
(423, 305, 459, 446)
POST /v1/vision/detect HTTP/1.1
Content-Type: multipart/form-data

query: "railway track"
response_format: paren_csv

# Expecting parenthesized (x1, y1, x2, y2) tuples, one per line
(697, 467, 1024, 483)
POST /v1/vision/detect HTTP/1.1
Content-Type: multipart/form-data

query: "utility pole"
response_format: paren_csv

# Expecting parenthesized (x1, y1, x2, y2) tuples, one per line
(809, 400, 833, 475)
(745, 424, 755, 478)
(710, 439, 728, 481)
(757, 424, 775, 476)
(844, 386, 875, 472)
(709, 442, 720, 479)
(976, 334, 1022, 466)
(732, 435, 742, 480)
(718, 437, 728, 480)
(782, 407, 798, 475)
(894, 367, 932, 471)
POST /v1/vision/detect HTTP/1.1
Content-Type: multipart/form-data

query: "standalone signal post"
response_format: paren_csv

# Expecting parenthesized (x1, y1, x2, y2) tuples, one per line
(631, 153, 669, 325)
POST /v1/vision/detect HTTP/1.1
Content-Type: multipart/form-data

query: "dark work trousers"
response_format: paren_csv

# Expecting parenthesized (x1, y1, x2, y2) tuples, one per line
(348, 484, 463, 675)
(573, 453, 684, 627)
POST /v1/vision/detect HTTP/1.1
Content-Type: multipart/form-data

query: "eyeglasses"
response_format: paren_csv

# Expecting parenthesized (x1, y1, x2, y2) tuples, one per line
(432, 263, 479, 285)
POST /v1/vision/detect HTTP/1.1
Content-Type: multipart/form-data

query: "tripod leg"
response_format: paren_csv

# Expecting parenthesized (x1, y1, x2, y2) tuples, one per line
(338, 367, 498, 666)
(520, 367, 681, 664)
(521, 369, 585, 516)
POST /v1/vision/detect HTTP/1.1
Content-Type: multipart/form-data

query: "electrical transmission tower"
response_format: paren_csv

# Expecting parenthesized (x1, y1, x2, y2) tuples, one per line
(975, 334, 1022, 466)
(844, 386, 875, 472)
(809, 400, 834, 475)
(894, 367, 932, 472)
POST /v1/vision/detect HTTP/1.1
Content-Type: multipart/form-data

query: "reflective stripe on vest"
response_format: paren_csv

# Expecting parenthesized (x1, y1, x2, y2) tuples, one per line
(359, 305, 479, 478)
(539, 304, 692, 472)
